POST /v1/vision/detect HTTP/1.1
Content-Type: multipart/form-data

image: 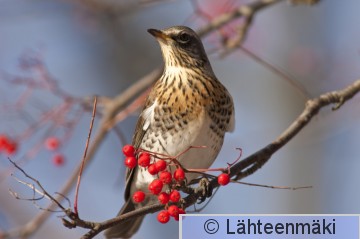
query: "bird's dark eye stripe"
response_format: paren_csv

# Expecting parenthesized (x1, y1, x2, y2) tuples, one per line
(178, 32, 190, 43)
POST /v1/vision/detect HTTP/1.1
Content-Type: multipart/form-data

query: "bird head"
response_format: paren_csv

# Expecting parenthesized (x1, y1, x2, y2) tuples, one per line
(148, 26, 213, 73)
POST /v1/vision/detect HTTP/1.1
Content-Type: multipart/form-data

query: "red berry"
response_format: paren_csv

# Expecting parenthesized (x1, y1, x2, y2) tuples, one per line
(138, 153, 151, 167)
(174, 168, 185, 182)
(148, 179, 163, 195)
(122, 144, 135, 157)
(0, 135, 8, 151)
(155, 160, 167, 172)
(169, 190, 181, 203)
(124, 156, 137, 169)
(4, 141, 17, 155)
(0, 135, 17, 155)
(132, 191, 145, 203)
(157, 192, 170, 204)
(159, 171, 172, 184)
(157, 210, 170, 224)
(167, 205, 179, 218)
(52, 154, 65, 166)
(218, 173, 230, 186)
(148, 164, 159, 175)
(174, 208, 186, 221)
(179, 208, 186, 215)
(45, 137, 60, 151)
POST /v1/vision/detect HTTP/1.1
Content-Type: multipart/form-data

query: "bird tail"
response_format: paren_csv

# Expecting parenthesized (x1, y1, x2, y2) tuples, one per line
(105, 199, 144, 238)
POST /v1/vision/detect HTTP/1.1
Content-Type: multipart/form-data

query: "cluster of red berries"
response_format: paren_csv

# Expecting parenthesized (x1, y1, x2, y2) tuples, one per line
(44, 137, 65, 166)
(122, 144, 231, 223)
(122, 144, 186, 223)
(0, 135, 18, 155)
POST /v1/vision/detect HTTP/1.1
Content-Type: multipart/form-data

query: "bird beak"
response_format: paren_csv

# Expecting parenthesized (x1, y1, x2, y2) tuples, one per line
(148, 29, 170, 42)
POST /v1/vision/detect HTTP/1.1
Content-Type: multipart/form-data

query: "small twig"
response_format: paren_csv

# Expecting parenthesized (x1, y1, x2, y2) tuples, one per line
(232, 181, 312, 190)
(225, 148, 243, 174)
(220, 9, 254, 55)
(55, 192, 72, 208)
(239, 46, 310, 99)
(10, 175, 49, 200)
(8, 158, 66, 211)
(139, 145, 207, 160)
(74, 96, 97, 216)
(187, 148, 242, 175)
(9, 174, 67, 213)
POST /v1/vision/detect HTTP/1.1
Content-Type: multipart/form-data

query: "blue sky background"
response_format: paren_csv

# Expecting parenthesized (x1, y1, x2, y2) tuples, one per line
(0, 0, 360, 238)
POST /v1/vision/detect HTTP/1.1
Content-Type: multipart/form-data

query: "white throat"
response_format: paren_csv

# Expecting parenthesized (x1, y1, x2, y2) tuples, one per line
(164, 66, 191, 75)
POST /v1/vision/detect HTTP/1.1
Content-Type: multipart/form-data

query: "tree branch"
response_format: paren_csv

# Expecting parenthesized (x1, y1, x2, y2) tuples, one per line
(97, 79, 360, 239)
(196, 0, 285, 38)
(10, 78, 356, 239)
(231, 79, 360, 181)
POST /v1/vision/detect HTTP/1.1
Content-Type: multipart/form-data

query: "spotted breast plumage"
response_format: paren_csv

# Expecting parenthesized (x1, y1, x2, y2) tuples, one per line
(105, 26, 235, 238)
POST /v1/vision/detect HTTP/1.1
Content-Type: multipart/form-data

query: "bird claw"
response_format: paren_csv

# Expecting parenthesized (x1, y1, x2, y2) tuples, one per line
(195, 178, 213, 203)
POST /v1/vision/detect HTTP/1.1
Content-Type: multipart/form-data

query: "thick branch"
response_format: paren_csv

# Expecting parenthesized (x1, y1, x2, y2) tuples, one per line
(231, 79, 360, 181)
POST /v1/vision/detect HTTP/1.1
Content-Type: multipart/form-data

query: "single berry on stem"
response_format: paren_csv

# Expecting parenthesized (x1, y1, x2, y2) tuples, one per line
(122, 144, 135, 157)
(167, 205, 180, 218)
(157, 210, 170, 224)
(138, 152, 151, 167)
(218, 173, 230, 186)
(148, 179, 163, 195)
(132, 191, 146, 203)
(125, 156, 137, 169)
(178, 208, 186, 215)
(174, 168, 185, 182)
(159, 171, 172, 184)
(147, 164, 159, 175)
(169, 190, 181, 203)
(157, 192, 170, 204)
(155, 160, 167, 172)
(174, 208, 186, 221)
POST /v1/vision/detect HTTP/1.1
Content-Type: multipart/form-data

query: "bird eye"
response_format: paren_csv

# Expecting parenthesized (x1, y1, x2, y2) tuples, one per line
(178, 32, 190, 44)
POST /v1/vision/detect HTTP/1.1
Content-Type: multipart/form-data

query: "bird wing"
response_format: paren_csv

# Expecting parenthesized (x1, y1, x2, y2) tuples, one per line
(123, 93, 156, 200)
(227, 95, 235, 132)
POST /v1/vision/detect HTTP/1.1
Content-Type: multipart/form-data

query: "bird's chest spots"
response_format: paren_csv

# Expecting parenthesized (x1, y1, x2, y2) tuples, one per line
(157, 70, 212, 107)
(136, 115, 223, 186)
(142, 108, 205, 155)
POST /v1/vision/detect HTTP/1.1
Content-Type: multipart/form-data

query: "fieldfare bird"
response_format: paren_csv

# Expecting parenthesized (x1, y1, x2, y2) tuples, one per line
(105, 25, 235, 238)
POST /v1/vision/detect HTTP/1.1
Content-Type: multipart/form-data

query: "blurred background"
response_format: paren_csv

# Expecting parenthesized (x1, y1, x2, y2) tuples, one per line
(0, 0, 360, 238)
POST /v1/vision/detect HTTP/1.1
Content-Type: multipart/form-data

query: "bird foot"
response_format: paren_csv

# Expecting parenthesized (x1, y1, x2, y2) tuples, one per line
(195, 178, 213, 203)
